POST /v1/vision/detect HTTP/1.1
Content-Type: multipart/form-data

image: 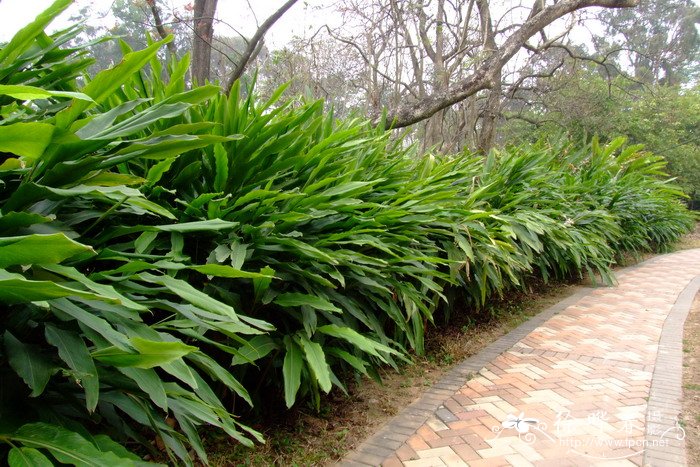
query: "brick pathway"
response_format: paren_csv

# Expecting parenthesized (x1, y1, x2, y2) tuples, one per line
(341, 249, 700, 467)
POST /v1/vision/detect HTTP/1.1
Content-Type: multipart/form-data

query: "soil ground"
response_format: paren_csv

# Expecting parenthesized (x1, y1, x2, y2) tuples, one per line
(682, 292, 700, 466)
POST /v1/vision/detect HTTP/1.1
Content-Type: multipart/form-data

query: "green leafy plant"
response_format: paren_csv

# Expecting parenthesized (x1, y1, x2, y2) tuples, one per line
(0, 2, 268, 464)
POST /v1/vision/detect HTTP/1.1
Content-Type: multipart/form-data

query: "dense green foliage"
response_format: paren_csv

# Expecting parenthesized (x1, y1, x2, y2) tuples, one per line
(0, 2, 694, 465)
(0, 2, 266, 465)
(506, 68, 700, 204)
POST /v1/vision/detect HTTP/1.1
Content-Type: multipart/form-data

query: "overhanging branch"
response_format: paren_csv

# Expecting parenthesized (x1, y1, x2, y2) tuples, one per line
(225, 0, 299, 92)
(379, 0, 638, 128)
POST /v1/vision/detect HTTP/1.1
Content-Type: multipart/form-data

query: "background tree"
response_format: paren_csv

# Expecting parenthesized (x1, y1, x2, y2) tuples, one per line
(291, 0, 639, 153)
(493, 0, 700, 203)
(258, 37, 365, 118)
(189, 0, 299, 85)
(191, 0, 218, 83)
(593, 0, 700, 85)
(70, 0, 190, 74)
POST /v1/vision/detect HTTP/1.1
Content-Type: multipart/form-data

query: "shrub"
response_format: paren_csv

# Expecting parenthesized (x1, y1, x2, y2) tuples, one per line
(0, 3, 266, 464)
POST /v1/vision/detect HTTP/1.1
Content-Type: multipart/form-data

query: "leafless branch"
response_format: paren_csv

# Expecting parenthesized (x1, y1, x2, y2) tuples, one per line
(225, 0, 300, 92)
(146, 0, 177, 58)
(324, 25, 418, 98)
(380, 0, 639, 128)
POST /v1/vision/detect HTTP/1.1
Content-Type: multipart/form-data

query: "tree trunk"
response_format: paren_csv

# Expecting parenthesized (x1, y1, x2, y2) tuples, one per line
(192, 0, 218, 85)
(424, 0, 448, 151)
(147, 0, 177, 60)
(477, 69, 502, 153)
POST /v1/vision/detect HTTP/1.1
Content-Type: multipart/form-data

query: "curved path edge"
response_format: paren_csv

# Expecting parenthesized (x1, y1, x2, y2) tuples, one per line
(338, 249, 700, 467)
(643, 275, 700, 465)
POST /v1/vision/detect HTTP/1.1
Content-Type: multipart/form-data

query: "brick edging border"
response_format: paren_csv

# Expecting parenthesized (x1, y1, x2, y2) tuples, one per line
(643, 275, 700, 466)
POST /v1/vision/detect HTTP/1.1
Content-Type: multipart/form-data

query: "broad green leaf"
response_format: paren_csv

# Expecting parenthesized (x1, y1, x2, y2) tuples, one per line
(44, 325, 99, 412)
(81, 103, 190, 140)
(114, 134, 235, 160)
(274, 293, 341, 312)
(121, 196, 175, 219)
(0, 233, 94, 268)
(213, 143, 228, 192)
(320, 181, 375, 198)
(81, 172, 145, 187)
(0, 270, 112, 305)
(231, 335, 279, 365)
(161, 359, 198, 390)
(39, 264, 145, 311)
(10, 422, 134, 466)
(317, 324, 398, 358)
(7, 447, 53, 467)
(4, 331, 55, 397)
(50, 299, 131, 349)
(326, 347, 368, 375)
(191, 264, 274, 280)
(229, 241, 247, 269)
(91, 435, 142, 462)
(138, 273, 239, 320)
(146, 158, 175, 185)
(73, 99, 148, 139)
(0, 158, 23, 170)
(170, 414, 208, 464)
(0, 123, 54, 160)
(253, 266, 275, 303)
(4, 183, 170, 218)
(282, 337, 303, 408)
(164, 52, 190, 96)
(0, 85, 92, 102)
(187, 352, 253, 407)
(230, 189, 285, 210)
(91, 337, 197, 369)
(0, 212, 52, 234)
(269, 237, 337, 264)
(118, 367, 168, 411)
(134, 231, 157, 254)
(296, 335, 332, 393)
(57, 36, 173, 126)
(239, 314, 276, 332)
(152, 122, 218, 136)
(0, 0, 72, 67)
(109, 219, 238, 237)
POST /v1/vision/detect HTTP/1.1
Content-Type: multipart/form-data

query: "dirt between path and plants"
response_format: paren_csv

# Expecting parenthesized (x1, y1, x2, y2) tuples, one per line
(677, 221, 700, 250)
(682, 292, 700, 466)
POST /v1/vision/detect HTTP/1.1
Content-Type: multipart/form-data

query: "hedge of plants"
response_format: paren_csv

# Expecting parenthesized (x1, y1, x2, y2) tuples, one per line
(0, 2, 694, 465)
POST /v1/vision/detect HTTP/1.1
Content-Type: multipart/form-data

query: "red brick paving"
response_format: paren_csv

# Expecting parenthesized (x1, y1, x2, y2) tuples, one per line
(341, 249, 700, 466)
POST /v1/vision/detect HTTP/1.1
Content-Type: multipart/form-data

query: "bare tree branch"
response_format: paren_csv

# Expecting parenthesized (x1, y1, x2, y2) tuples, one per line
(225, 0, 300, 93)
(146, 0, 178, 59)
(380, 0, 639, 128)
(324, 25, 418, 97)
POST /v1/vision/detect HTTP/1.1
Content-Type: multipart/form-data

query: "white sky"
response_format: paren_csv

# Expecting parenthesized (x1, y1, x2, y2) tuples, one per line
(0, 0, 337, 47)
